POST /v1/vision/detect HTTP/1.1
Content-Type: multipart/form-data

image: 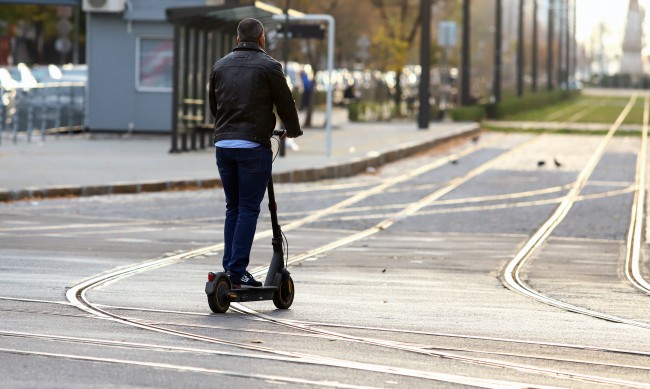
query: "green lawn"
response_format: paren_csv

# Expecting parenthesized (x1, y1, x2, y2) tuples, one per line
(504, 95, 645, 125)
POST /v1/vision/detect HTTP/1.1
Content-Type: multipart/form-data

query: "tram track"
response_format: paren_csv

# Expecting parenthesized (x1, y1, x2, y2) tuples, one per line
(10, 297, 650, 369)
(3, 327, 650, 385)
(76, 302, 650, 358)
(3, 181, 632, 238)
(216, 94, 650, 386)
(29, 98, 632, 387)
(625, 95, 650, 295)
(65, 135, 596, 388)
(310, 185, 635, 223)
(227, 303, 650, 388)
(4, 85, 650, 389)
(62, 131, 650, 387)
(0, 348, 382, 389)
(501, 94, 650, 329)
(70, 301, 650, 363)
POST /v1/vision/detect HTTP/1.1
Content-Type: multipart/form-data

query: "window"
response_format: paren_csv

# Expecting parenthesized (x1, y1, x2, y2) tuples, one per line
(137, 37, 173, 92)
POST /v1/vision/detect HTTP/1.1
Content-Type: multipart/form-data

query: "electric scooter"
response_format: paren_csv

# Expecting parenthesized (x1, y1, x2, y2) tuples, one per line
(205, 130, 294, 313)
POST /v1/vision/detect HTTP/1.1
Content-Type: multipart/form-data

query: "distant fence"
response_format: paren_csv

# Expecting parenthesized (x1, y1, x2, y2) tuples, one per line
(0, 82, 85, 144)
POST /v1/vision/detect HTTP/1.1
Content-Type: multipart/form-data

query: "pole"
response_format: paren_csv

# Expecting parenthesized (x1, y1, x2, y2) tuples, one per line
(564, 0, 571, 89)
(73, 5, 80, 64)
(532, 0, 538, 92)
(460, 0, 471, 105)
(572, 0, 577, 86)
(493, 0, 502, 102)
(325, 18, 334, 156)
(547, 0, 554, 90)
(442, 41, 448, 120)
(170, 24, 181, 153)
(279, 0, 290, 157)
(516, 0, 524, 96)
(418, 0, 431, 129)
(557, 0, 564, 88)
(272, 14, 334, 156)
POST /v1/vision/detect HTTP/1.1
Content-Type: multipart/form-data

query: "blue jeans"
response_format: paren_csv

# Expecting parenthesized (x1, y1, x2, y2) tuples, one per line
(216, 146, 272, 276)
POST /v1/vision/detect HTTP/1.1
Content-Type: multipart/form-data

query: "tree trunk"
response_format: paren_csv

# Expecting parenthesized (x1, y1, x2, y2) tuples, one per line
(394, 69, 403, 116)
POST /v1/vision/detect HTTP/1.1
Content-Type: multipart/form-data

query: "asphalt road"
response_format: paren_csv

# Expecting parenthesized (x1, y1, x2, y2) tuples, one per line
(2, 128, 650, 388)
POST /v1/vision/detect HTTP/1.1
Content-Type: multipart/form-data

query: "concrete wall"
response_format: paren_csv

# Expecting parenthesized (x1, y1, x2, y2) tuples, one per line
(86, 0, 203, 132)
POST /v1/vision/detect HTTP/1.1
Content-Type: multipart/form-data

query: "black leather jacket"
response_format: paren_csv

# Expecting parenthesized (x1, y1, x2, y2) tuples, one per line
(209, 42, 302, 148)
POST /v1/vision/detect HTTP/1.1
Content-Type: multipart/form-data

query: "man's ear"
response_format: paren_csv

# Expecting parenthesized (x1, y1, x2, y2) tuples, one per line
(236, 36, 240, 44)
(258, 34, 265, 48)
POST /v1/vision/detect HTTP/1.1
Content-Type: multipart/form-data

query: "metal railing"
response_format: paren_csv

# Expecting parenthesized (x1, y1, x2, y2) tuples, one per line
(0, 82, 86, 144)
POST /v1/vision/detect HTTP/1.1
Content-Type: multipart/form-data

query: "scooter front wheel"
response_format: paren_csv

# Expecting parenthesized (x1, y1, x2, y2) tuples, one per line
(207, 275, 231, 313)
(273, 274, 294, 309)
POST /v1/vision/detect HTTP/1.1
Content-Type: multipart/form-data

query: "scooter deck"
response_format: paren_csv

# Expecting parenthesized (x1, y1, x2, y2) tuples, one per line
(227, 286, 277, 302)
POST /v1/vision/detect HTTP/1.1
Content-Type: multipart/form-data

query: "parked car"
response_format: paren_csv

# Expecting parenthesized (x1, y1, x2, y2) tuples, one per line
(30, 64, 63, 85)
(0, 67, 19, 90)
(4, 63, 37, 90)
(60, 64, 87, 83)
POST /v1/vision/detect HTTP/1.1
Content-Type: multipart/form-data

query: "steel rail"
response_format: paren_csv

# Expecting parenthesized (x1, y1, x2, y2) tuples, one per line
(502, 95, 650, 329)
(68, 288, 562, 388)
(0, 347, 382, 389)
(222, 135, 650, 388)
(67, 134, 496, 315)
(63, 135, 601, 388)
(625, 95, 650, 294)
(21, 325, 641, 377)
(65, 136, 577, 388)
(87, 303, 650, 360)
(280, 318, 650, 358)
(231, 305, 650, 388)
(248, 137, 539, 277)
(4, 328, 650, 383)
(312, 186, 636, 223)
(63, 136, 500, 299)
(79, 304, 650, 362)
(66, 130, 650, 387)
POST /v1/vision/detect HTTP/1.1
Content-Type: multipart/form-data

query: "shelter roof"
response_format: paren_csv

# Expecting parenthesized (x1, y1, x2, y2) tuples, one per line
(166, 0, 304, 29)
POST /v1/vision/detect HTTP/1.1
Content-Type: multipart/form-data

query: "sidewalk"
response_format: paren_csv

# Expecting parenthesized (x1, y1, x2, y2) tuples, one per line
(1, 118, 479, 201)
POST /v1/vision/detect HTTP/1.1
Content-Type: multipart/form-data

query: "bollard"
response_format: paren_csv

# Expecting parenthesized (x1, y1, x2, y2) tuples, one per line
(68, 84, 73, 136)
(54, 86, 61, 139)
(40, 88, 47, 141)
(0, 82, 87, 143)
(0, 101, 4, 146)
(26, 90, 34, 143)
(11, 92, 19, 144)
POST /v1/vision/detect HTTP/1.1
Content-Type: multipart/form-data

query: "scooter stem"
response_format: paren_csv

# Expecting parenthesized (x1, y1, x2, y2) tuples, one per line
(266, 178, 282, 240)
(264, 177, 285, 287)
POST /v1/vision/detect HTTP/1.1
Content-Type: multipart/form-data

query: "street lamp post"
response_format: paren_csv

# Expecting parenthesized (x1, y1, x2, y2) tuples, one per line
(418, 0, 431, 129)
(547, 0, 554, 90)
(532, 0, 538, 92)
(273, 14, 335, 156)
(460, 0, 471, 106)
(516, 0, 524, 97)
(493, 0, 502, 102)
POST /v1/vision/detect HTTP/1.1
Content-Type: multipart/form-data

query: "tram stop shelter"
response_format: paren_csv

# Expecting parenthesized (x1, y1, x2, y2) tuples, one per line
(165, 1, 304, 153)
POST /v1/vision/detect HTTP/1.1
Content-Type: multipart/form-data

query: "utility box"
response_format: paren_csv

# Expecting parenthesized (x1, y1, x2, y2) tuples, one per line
(82, 0, 126, 13)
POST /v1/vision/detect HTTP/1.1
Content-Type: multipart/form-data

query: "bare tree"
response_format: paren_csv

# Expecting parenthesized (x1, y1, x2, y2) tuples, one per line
(368, 0, 423, 109)
(283, 0, 377, 127)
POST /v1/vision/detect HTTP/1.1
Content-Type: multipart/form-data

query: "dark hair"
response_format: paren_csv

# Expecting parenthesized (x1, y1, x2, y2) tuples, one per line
(237, 18, 264, 43)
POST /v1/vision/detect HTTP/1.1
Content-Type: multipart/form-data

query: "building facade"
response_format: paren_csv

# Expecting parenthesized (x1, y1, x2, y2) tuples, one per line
(620, 0, 645, 77)
(86, 0, 205, 132)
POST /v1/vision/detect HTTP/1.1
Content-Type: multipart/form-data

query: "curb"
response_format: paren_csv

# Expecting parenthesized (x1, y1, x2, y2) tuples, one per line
(0, 127, 479, 202)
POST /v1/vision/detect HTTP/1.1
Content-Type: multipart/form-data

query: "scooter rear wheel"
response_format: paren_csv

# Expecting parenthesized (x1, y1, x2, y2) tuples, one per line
(273, 274, 294, 309)
(207, 275, 231, 313)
